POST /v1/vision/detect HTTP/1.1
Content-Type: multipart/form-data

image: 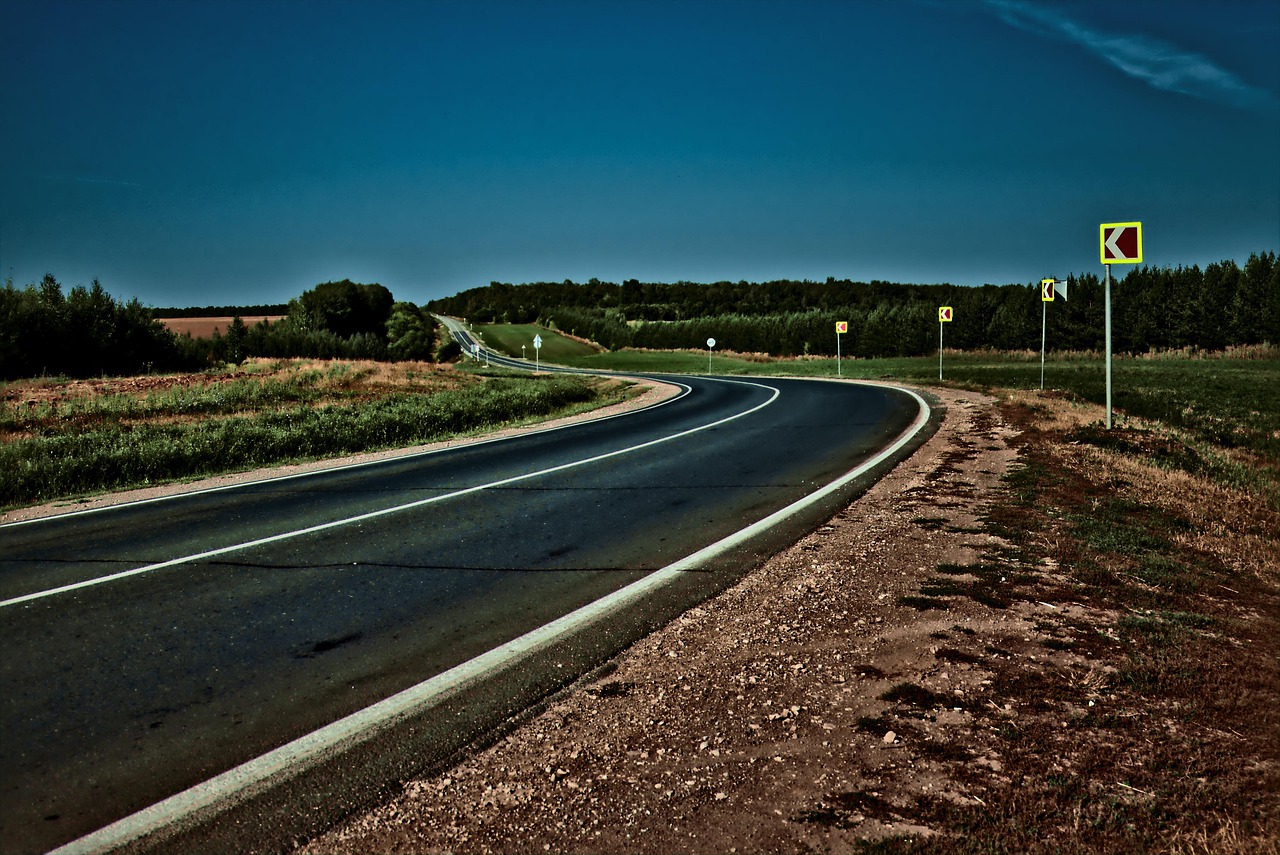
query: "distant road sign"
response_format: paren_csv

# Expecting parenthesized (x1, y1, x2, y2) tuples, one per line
(533, 334, 542, 349)
(707, 338, 716, 348)
(835, 321, 848, 334)
(1101, 222, 1143, 264)
(938, 306, 953, 323)
(1042, 278, 1068, 301)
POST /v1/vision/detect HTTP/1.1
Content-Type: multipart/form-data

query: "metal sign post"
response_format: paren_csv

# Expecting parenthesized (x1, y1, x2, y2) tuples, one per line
(1099, 222, 1143, 429)
(1039, 278, 1064, 391)
(835, 321, 847, 376)
(706, 337, 716, 374)
(533, 333, 542, 373)
(1105, 265, 1112, 426)
(938, 307, 953, 380)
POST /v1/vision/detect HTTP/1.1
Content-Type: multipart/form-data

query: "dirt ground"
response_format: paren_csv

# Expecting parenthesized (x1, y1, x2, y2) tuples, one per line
(297, 384, 1279, 855)
(291, 387, 1032, 853)
(156, 316, 285, 339)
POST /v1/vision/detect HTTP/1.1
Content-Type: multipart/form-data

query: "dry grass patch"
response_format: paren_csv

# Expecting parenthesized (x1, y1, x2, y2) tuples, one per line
(1, 360, 623, 510)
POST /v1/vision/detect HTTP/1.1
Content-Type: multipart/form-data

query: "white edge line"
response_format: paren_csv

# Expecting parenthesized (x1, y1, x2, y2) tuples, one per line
(47, 382, 930, 855)
(0, 378, 693, 530)
(1, 380, 772, 609)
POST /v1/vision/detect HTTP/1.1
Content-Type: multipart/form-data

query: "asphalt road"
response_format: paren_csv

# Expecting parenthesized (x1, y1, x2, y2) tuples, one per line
(0, 344, 929, 854)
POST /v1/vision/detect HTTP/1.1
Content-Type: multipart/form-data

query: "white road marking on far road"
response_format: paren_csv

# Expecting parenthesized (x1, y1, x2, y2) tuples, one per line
(0, 379, 779, 609)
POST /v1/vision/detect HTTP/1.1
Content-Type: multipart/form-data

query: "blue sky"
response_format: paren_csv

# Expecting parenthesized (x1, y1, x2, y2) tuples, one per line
(2, 0, 1277, 308)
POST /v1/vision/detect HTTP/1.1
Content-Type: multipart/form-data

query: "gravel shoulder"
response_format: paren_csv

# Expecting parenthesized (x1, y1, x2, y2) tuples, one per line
(299, 386, 1027, 853)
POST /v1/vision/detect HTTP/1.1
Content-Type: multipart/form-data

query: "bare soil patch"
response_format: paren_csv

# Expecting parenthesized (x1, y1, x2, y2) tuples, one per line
(156, 316, 285, 339)
(299, 386, 1278, 855)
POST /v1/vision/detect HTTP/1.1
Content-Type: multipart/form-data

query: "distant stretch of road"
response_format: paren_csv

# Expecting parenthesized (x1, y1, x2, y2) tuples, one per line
(0, 325, 932, 854)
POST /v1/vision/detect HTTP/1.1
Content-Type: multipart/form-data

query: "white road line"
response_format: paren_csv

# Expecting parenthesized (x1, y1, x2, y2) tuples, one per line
(1, 379, 778, 609)
(47, 382, 930, 855)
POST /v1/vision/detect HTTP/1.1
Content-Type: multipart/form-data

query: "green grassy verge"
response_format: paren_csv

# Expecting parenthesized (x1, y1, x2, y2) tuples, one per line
(3, 369, 333, 429)
(478, 327, 1279, 506)
(0, 374, 617, 510)
(470, 323, 600, 363)
(468, 326, 1280, 454)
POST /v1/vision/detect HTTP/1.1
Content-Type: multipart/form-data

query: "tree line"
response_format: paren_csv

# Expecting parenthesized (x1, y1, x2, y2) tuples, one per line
(149, 303, 290, 318)
(1, 277, 444, 380)
(428, 252, 1278, 357)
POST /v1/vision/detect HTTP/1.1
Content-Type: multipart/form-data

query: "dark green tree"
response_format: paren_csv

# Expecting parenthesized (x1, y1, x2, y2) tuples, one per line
(290, 280, 394, 339)
(386, 302, 438, 361)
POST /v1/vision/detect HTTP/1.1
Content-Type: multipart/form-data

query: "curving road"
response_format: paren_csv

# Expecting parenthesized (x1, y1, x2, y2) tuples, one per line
(0, 332, 933, 854)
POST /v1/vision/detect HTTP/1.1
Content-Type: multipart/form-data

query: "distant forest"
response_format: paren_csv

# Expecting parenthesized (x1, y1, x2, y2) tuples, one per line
(149, 304, 290, 318)
(1, 277, 441, 379)
(4, 253, 1276, 379)
(428, 252, 1279, 358)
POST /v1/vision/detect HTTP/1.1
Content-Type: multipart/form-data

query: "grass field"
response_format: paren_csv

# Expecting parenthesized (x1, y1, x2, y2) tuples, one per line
(475, 324, 1279, 469)
(0, 358, 632, 510)
(8, 326, 1278, 514)
(470, 323, 600, 363)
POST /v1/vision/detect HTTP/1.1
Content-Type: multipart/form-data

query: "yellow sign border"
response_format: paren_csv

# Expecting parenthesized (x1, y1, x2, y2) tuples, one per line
(1041, 278, 1055, 302)
(1100, 221, 1144, 265)
(939, 306, 953, 323)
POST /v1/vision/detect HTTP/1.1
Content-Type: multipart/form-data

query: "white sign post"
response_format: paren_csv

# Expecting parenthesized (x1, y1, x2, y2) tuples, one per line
(937, 307, 953, 380)
(706, 337, 716, 374)
(835, 322, 848, 376)
(1039, 278, 1067, 391)
(533, 334, 543, 373)
(1100, 222, 1143, 429)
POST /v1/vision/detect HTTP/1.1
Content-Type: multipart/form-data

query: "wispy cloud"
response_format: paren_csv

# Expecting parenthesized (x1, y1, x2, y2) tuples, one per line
(44, 174, 142, 188)
(987, 0, 1279, 111)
